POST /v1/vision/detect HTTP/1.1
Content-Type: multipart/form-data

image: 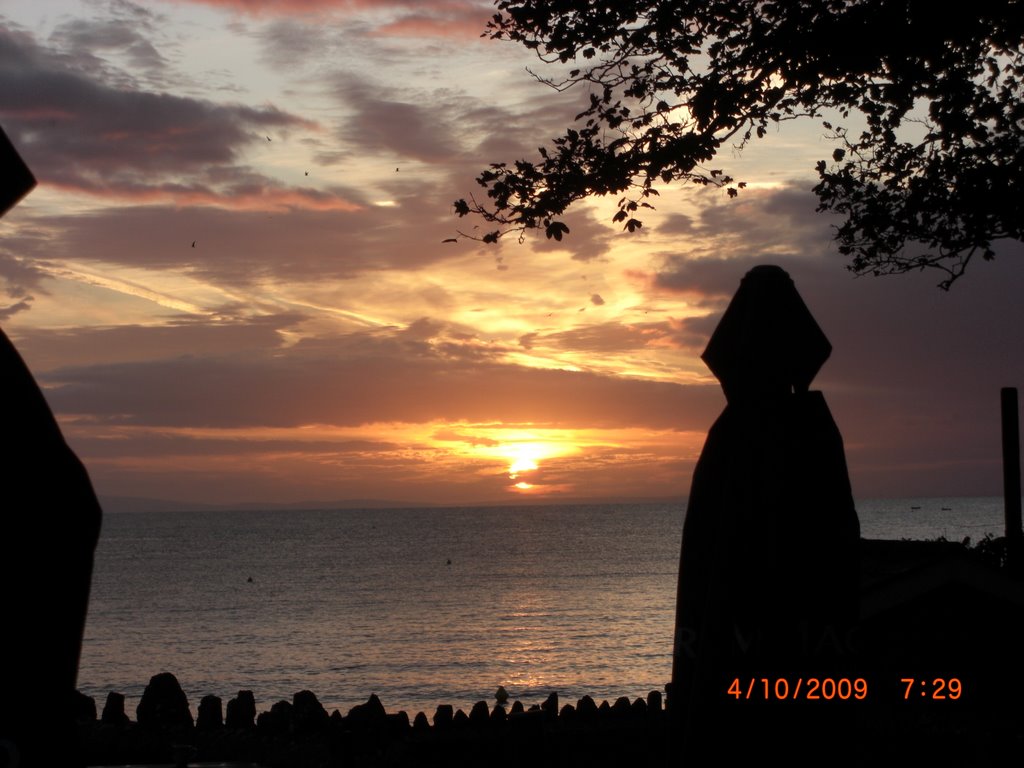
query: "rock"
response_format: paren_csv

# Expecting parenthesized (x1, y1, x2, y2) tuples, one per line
(136, 672, 192, 728)
(611, 696, 631, 717)
(646, 689, 662, 712)
(469, 701, 489, 727)
(271, 700, 293, 719)
(292, 690, 328, 733)
(541, 692, 558, 718)
(101, 692, 129, 725)
(490, 704, 507, 724)
(225, 690, 256, 729)
(576, 695, 598, 718)
(495, 685, 509, 704)
(256, 700, 292, 736)
(196, 695, 223, 731)
(347, 693, 387, 729)
(412, 711, 430, 733)
(452, 709, 469, 729)
(631, 697, 648, 717)
(432, 704, 453, 729)
(507, 707, 544, 738)
(510, 700, 524, 715)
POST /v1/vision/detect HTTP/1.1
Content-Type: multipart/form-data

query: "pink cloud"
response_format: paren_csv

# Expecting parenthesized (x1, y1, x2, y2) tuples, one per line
(170, 0, 425, 10)
(168, 0, 489, 33)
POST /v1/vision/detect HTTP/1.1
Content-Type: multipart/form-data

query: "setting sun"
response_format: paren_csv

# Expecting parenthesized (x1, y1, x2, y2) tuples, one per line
(506, 443, 552, 479)
(495, 439, 571, 492)
(508, 457, 537, 479)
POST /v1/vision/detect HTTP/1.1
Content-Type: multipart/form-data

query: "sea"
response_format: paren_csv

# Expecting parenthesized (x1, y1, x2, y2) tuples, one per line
(77, 497, 1009, 719)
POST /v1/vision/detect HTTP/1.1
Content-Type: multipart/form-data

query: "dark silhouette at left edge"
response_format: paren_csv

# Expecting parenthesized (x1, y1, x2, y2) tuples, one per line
(0, 125, 103, 767)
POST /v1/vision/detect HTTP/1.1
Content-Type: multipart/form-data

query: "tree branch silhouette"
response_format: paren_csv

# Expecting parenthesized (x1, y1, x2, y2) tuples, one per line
(455, 0, 1023, 288)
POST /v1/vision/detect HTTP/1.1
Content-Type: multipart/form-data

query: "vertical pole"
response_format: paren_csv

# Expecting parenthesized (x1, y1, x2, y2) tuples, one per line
(1002, 387, 1022, 578)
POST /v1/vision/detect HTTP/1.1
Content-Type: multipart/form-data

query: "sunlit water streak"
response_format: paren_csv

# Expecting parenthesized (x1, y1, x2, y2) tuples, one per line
(78, 498, 1006, 718)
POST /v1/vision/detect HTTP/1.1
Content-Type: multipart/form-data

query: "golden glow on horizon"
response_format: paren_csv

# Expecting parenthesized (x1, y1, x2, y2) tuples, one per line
(63, 420, 705, 503)
(66, 421, 703, 456)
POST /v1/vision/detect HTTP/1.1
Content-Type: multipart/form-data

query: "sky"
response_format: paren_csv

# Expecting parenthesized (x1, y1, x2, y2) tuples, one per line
(1, 0, 1022, 508)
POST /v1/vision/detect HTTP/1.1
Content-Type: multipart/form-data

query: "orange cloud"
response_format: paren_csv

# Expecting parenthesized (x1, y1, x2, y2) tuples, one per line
(168, 0, 389, 12)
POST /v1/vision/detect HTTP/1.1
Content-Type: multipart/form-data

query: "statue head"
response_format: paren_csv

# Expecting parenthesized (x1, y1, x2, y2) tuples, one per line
(701, 265, 831, 402)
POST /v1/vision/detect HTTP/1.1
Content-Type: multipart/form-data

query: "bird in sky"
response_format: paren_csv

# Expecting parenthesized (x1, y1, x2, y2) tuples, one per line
(304, 170, 309, 176)
(266, 136, 272, 142)
(191, 240, 196, 248)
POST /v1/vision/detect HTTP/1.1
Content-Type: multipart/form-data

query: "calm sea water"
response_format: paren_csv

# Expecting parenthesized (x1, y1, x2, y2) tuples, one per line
(77, 498, 1007, 718)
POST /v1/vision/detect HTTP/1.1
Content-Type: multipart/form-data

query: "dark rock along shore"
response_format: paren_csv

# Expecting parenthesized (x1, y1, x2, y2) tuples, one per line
(75, 671, 680, 767)
(72, 670, 1022, 767)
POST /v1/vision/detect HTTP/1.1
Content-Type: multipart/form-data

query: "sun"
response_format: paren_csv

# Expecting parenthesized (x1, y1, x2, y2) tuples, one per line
(424, 424, 591, 494)
(504, 443, 550, 480)
(508, 456, 538, 479)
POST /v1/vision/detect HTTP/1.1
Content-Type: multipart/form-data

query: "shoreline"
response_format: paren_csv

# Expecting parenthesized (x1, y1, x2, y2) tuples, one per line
(73, 672, 1020, 767)
(76, 674, 674, 767)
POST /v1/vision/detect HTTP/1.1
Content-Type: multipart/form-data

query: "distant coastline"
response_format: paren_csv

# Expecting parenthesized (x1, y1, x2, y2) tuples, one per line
(98, 494, 689, 514)
(98, 493, 1013, 515)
